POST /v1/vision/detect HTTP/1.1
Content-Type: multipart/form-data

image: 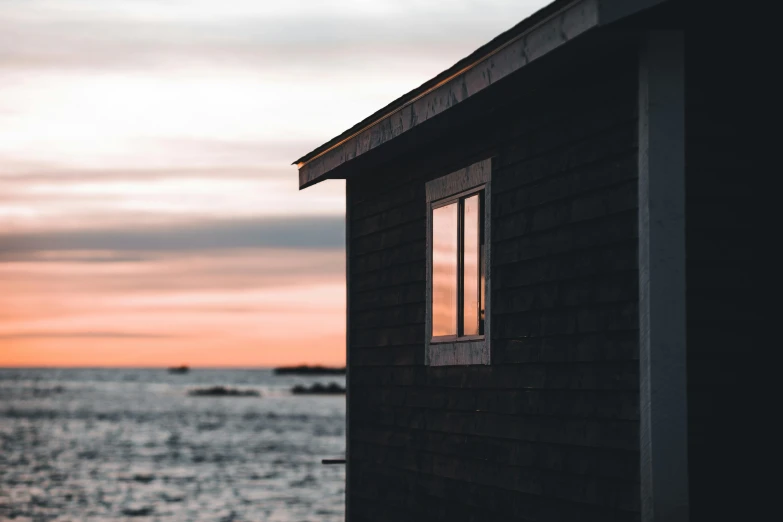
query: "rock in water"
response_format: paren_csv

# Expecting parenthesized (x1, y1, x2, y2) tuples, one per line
(187, 386, 260, 397)
(291, 382, 345, 395)
(273, 365, 345, 376)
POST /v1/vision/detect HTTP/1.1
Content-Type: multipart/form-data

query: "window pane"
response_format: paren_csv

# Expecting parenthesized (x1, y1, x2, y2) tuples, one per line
(463, 194, 480, 336)
(480, 242, 486, 334)
(432, 203, 458, 337)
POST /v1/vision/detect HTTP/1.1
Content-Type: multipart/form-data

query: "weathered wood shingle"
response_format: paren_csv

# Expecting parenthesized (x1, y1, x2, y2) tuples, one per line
(347, 45, 640, 521)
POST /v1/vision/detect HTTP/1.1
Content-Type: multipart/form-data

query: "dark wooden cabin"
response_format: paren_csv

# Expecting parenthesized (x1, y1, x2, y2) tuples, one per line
(293, 1, 758, 520)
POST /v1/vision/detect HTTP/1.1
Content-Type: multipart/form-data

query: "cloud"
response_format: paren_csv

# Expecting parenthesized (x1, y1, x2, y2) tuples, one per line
(0, 0, 546, 72)
(0, 252, 156, 264)
(0, 166, 289, 184)
(0, 331, 173, 339)
(0, 249, 345, 310)
(0, 216, 345, 254)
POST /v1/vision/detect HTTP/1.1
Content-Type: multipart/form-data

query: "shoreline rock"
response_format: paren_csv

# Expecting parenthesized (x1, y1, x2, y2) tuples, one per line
(187, 386, 260, 397)
(273, 365, 346, 376)
(291, 382, 346, 395)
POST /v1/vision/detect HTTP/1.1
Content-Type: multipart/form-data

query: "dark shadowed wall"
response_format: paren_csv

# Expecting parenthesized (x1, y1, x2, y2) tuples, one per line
(345, 39, 641, 522)
(685, 13, 757, 522)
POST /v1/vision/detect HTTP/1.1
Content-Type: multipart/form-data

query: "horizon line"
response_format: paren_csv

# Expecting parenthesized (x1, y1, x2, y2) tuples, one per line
(0, 363, 346, 370)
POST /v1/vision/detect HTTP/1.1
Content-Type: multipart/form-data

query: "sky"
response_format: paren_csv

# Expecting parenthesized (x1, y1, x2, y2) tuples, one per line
(0, 0, 548, 367)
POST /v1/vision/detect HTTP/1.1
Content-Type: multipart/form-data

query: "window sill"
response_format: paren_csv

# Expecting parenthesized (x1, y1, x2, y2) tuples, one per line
(427, 338, 489, 366)
(430, 335, 485, 344)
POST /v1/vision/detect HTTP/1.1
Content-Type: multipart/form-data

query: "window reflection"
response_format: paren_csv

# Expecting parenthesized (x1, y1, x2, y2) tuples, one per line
(480, 241, 485, 333)
(462, 195, 480, 336)
(432, 203, 458, 336)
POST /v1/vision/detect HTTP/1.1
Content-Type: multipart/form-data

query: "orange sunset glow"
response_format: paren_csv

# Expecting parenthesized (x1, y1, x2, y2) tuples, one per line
(0, 0, 549, 367)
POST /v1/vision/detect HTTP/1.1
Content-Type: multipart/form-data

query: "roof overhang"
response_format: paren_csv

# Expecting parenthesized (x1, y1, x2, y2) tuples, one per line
(294, 0, 670, 189)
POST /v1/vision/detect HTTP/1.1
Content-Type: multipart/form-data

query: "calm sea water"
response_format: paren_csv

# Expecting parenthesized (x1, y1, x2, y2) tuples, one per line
(0, 368, 345, 522)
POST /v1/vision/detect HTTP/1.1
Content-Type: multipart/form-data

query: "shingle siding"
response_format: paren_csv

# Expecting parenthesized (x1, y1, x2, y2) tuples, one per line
(347, 48, 640, 521)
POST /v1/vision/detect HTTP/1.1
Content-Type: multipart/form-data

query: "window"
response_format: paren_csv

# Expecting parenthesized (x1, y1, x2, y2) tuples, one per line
(431, 193, 485, 338)
(426, 159, 491, 366)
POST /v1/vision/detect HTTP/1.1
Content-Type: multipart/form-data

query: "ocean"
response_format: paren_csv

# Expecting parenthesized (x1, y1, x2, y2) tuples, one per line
(0, 368, 346, 522)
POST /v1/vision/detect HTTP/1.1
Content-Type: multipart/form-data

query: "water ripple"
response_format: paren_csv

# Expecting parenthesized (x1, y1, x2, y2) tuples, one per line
(0, 368, 345, 522)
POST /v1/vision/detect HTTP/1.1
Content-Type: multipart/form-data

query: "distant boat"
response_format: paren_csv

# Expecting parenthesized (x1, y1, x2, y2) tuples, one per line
(167, 365, 189, 374)
(273, 365, 346, 376)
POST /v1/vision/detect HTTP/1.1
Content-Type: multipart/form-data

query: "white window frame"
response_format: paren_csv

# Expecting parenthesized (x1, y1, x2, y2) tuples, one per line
(425, 158, 492, 366)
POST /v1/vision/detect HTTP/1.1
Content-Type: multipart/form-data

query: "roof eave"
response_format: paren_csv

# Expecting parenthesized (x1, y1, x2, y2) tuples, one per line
(295, 0, 670, 190)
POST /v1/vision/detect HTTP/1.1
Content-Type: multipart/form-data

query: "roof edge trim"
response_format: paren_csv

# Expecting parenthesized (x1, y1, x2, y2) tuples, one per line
(296, 0, 667, 189)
